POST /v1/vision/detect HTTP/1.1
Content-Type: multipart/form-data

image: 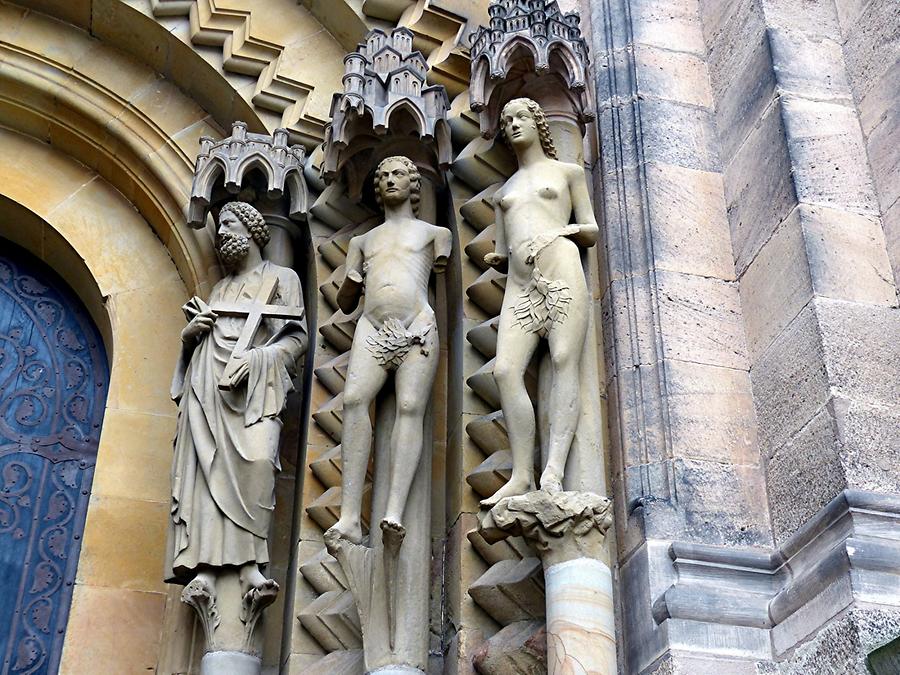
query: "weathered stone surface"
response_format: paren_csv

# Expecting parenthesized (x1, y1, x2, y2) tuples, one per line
(629, 0, 706, 56)
(739, 210, 813, 360)
(468, 558, 545, 625)
(817, 298, 900, 407)
(700, 0, 771, 159)
(883, 198, 900, 285)
(670, 459, 771, 547)
(740, 204, 895, 360)
(710, 31, 774, 161)
(642, 651, 759, 674)
(864, 105, 900, 213)
(763, 607, 900, 674)
(761, 0, 843, 38)
(656, 271, 749, 370)
(834, 0, 874, 36)
(841, 0, 900, 105)
(723, 100, 796, 275)
(644, 162, 735, 280)
(665, 360, 758, 466)
(802, 204, 896, 304)
(752, 303, 829, 458)
(767, 27, 851, 100)
(472, 620, 545, 675)
(839, 399, 900, 496)
(766, 404, 845, 541)
(634, 45, 712, 108)
(639, 97, 721, 173)
(781, 97, 879, 214)
(857, 59, 900, 137)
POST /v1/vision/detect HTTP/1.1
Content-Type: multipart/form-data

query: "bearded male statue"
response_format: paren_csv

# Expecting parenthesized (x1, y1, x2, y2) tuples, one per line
(165, 201, 306, 659)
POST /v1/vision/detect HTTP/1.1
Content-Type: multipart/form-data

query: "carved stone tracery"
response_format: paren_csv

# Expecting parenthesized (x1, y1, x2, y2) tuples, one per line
(469, 0, 594, 140)
(189, 122, 309, 228)
(322, 27, 453, 192)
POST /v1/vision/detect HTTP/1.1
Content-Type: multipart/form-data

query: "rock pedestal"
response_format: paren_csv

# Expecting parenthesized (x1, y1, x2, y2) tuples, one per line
(481, 490, 615, 675)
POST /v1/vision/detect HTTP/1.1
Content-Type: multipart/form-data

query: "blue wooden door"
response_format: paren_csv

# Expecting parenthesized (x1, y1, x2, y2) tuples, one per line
(0, 240, 109, 675)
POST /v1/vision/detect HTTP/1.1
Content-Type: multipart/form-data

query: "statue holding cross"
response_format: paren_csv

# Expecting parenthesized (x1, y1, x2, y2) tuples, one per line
(165, 201, 307, 633)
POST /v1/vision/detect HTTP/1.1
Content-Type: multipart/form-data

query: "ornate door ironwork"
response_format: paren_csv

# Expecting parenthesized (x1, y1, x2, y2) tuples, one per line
(0, 240, 109, 675)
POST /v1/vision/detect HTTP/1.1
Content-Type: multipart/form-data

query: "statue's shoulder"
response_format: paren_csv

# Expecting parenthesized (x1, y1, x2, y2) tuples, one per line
(419, 219, 442, 234)
(264, 260, 302, 291)
(558, 159, 585, 178)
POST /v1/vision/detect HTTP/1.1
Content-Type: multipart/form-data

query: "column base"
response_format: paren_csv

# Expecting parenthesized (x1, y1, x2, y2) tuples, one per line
(200, 651, 261, 675)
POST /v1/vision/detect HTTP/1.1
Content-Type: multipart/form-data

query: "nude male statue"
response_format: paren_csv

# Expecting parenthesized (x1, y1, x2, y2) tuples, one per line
(325, 156, 451, 545)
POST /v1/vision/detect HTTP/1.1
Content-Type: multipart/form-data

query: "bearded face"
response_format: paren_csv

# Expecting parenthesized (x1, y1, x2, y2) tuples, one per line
(217, 230, 251, 268)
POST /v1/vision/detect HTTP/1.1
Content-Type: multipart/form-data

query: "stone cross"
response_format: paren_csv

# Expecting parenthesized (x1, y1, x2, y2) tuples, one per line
(207, 275, 304, 390)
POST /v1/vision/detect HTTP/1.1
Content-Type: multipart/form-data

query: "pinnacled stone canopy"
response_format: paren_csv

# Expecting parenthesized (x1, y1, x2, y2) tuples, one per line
(322, 27, 452, 189)
(188, 122, 309, 228)
(469, 0, 594, 139)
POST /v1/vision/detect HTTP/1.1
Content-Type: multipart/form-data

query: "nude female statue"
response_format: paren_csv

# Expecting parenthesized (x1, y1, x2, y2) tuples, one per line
(481, 97, 599, 507)
(325, 156, 451, 545)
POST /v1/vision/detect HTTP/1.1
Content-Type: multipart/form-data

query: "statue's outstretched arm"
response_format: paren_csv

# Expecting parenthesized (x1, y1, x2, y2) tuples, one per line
(337, 236, 365, 314)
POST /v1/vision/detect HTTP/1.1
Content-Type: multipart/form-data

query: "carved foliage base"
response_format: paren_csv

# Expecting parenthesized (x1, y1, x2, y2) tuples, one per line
(180, 568, 278, 674)
(478, 490, 616, 675)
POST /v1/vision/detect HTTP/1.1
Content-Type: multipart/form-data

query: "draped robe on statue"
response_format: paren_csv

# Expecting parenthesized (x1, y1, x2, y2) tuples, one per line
(165, 260, 306, 583)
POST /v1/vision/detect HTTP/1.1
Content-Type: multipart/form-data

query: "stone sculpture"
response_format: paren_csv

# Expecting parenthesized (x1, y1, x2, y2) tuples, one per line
(165, 201, 307, 673)
(327, 155, 450, 544)
(323, 155, 450, 672)
(482, 97, 599, 507)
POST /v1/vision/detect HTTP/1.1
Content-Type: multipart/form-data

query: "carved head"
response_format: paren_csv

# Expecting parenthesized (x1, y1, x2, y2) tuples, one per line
(216, 201, 270, 268)
(218, 201, 270, 247)
(374, 156, 421, 216)
(500, 98, 558, 160)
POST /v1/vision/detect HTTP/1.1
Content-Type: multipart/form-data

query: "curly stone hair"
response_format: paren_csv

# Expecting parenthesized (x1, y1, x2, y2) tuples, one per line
(500, 97, 558, 160)
(219, 201, 270, 248)
(374, 156, 421, 216)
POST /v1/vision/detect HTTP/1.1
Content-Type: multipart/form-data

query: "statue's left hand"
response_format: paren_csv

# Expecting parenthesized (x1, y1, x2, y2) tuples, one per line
(224, 352, 251, 387)
(565, 222, 599, 247)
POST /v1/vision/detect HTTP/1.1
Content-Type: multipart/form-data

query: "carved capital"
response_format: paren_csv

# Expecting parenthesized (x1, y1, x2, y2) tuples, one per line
(481, 490, 613, 567)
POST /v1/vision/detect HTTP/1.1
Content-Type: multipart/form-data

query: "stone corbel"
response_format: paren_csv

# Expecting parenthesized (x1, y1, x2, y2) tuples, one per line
(480, 491, 616, 675)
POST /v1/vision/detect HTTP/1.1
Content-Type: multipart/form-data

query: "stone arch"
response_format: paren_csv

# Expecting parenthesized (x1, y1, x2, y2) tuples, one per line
(0, 2, 285, 295)
(0, 127, 189, 673)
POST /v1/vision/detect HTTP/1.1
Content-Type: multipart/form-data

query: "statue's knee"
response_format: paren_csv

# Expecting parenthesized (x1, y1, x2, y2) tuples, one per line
(396, 395, 424, 417)
(343, 390, 368, 411)
(551, 347, 577, 371)
(492, 360, 515, 385)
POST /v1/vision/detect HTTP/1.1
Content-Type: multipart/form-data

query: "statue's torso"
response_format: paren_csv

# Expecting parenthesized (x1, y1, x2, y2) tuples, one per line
(359, 220, 438, 327)
(496, 162, 579, 283)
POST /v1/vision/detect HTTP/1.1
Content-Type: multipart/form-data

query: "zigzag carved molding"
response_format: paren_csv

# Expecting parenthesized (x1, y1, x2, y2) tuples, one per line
(148, 0, 470, 146)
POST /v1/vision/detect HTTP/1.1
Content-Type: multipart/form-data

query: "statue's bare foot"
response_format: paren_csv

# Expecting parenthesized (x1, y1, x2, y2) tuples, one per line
(183, 573, 216, 604)
(325, 519, 363, 546)
(480, 477, 535, 508)
(238, 563, 269, 598)
(380, 517, 406, 551)
(539, 469, 564, 493)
